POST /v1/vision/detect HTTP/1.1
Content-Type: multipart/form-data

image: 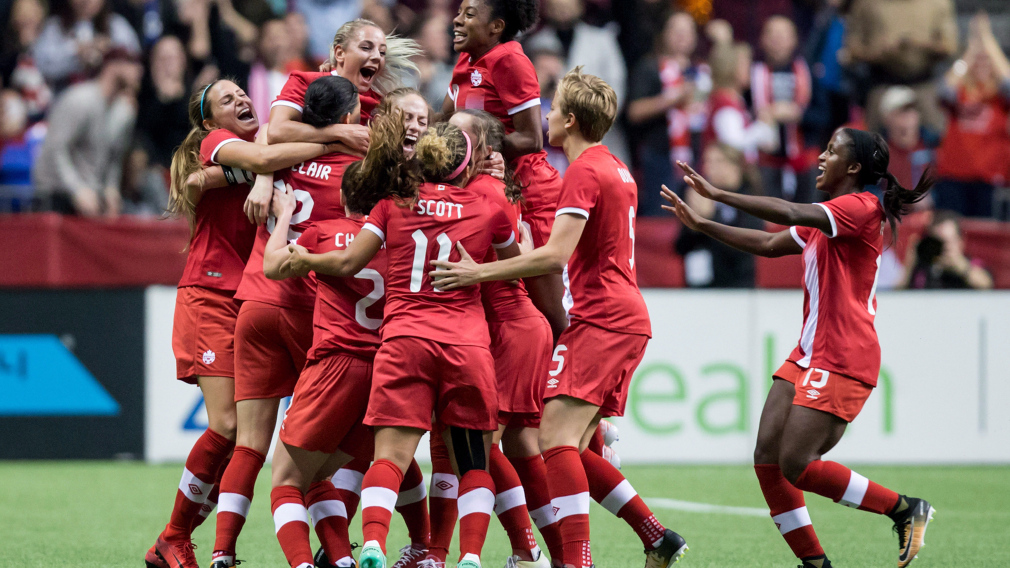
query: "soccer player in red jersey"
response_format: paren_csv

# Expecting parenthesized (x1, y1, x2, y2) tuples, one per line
(268, 18, 420, 150)
(147, 79, 343, 568)
(286, 116, 520, 568)
(208, 76, 363, 568)
(445, 0, 569, 341)
(431, 68, 688, 568)
(662, 128, 935, 568)
(446, 109, 554, 568)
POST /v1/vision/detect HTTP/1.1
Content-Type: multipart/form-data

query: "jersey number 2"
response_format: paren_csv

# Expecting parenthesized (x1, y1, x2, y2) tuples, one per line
(410, 229, 452, 292)
(353, 268, 384, 330)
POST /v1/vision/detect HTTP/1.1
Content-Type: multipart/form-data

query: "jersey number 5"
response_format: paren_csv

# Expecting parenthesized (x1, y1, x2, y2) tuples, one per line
(410, 229, 452, 292)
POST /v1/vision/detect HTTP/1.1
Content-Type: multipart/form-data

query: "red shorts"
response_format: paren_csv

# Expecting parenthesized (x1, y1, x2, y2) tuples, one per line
(173, 286, 240, 383)
(279, 354, 374, 457)
(545, 321, 649, 417)
(519, 163, 563, 248)
(774, 361, 874, 423)
(234, 301, 313, 401)
(490, 315, 553, 428)
(366, 336, 498, 431)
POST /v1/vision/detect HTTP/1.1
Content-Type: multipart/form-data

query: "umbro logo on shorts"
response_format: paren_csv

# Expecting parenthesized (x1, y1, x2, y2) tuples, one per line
(806, 389, 820, 400)
(202, 350, 216, 365)
(547, 378, 559, 388)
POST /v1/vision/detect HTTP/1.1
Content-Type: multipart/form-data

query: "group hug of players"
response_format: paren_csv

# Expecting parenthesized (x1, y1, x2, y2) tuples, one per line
(143, 2, 938, 568)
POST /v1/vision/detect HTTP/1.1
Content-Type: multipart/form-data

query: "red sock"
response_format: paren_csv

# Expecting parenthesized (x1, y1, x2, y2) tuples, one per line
(490, 447, 538, 558)
(332, 457, 368, 523)
(191, 483, 220, 532)
(427, 435, 458, 562)
(457, 469, 495, 561)
(271, 485, 313, 568)
(794, 460, 901, 515)
(543, 446, 591, 568)
(587, 427, 606, 456)
(396, 459, 430, 547)
(510, 453, 563, 565)
(581, 449, 665, 549)
(213, 446, 266, 558)
(755, 464, 824, 559)
(361, 459, 404, 553)
(164, 428, 235, 541)
(306, 480, 353, 566)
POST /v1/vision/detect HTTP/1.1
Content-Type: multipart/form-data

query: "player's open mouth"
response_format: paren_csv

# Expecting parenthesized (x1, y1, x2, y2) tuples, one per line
(360, 66, 377, 83)
(237, 107, 254, 122)
(453, 31, 467, 45)
(816, 164, 825, 180)
(403, 134, 418, 154)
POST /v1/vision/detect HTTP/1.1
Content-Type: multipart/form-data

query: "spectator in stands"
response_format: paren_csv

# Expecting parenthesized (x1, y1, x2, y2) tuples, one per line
(285, 12, 313, 70)
(710, 0, 793, 49)
(844, 0, 957, 132)
(933, 12, 1010, 219)
(292, 0, 362, 63)
(32, 49, 142, 217)
(410, 11, 454, 108)
(905, 210, 993, 289)
(32, 0, 141, 92)
(248, 18, 295, 121)
(752, 16, 817, 203)
(524, 32, 569, 174)
(627, 10, 701, 215)
(877, 86, 938, 195)
(674, 143, 762, 288)
(704, 40, 778, 164)
(1, 0, 52, 125)
(803, 0, 850, 150)
(526, 0, 629, 163)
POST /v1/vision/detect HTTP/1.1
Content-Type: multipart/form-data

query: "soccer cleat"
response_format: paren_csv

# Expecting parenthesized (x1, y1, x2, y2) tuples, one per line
(417, 560, 444, 568)
(391, 544, 428, 568)
(358, 541, 386, 568)
(601, 445, 622, 470)
(145, 545, 168, 568)
(598, 420, 620, 446)
(315, 547, 337, 568)
(644, 529, 688, 568)
(798, 556, 832, 568)
(893, 497, 935, 567)
(153, 535, 199, 568)
(504, 549, 551, 568)
(457, 553, 482, 568)
(210, 559, 241, 568)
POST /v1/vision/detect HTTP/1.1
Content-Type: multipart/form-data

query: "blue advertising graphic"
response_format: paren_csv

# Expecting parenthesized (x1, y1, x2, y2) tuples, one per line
(0, 334, 120, 416)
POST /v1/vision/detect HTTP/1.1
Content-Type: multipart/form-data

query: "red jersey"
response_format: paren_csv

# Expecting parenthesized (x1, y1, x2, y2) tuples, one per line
(448, 42, 560, 213)
(299, 218, 387, 361)
(272, 70, 381, 123)
(178, 128, 258, 291)
(555, 145, 650, 336)
(235, 152, 358, 310)
(362, 182, 515, 346)
(787, 192, 884, 386)
(469, 174, 540, 322)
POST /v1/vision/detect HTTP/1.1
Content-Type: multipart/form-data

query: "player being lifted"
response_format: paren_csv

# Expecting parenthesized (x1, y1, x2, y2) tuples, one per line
(432, 68, 688, 568)
(663, 128, 935, 568)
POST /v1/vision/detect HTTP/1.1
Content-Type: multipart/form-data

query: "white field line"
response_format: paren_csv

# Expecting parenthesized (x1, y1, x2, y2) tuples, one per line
(645, 497, 769, 517)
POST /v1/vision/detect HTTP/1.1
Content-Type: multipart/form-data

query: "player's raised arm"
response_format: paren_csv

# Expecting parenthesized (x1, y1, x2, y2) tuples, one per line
(661, 185, 802, 258)
(263, 185, 297, 280)
(288, 228, 382, 279)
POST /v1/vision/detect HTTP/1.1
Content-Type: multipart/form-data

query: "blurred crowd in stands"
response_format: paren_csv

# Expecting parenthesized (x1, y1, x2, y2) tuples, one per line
(0, 0, 1006, 288)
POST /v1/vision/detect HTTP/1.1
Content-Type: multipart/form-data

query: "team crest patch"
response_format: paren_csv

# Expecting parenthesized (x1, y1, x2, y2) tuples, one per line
(471, 69, 482, 87)
(202, 350, 216, 365)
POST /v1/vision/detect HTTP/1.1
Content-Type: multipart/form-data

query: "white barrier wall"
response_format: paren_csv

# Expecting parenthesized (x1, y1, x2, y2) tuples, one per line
(145, 287, 1010, 464)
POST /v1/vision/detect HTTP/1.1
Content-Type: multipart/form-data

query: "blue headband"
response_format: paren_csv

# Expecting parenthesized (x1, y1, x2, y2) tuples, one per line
(199, 82, 214, 121)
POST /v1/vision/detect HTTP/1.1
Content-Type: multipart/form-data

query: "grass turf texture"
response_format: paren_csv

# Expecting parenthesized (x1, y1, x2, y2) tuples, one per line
(1, 462, 1006, 567)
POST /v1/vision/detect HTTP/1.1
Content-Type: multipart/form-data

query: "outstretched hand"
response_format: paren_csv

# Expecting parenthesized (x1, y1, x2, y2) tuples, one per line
(676, 161, 722, 201)
(429, 242, 481, 290)
(661, 184, 706, 232)
(287, 244, 311, 277)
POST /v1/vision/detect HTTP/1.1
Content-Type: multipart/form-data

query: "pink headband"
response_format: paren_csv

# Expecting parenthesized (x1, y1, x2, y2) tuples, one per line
(447, 131, 472, 181)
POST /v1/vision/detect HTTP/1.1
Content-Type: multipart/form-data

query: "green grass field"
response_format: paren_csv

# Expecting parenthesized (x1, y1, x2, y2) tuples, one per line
(1, 462, 1006, 567)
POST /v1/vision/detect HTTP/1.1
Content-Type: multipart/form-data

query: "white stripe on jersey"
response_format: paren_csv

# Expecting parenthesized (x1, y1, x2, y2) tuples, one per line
(798, 242, 820, 367)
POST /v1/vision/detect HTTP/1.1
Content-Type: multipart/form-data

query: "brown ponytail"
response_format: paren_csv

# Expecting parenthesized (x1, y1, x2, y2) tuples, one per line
(457, 109, 525, 204)
(342, 110, 423, 215)
(842, 128, 934, 244)
(168, 81, 218, 234)
(415, 122, 473, 183)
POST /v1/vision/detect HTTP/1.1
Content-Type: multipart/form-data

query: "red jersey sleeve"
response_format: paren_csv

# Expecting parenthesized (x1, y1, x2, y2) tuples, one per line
(554, 162, 599, 219)
(296, 224, 320, 252)
(273, 72, 311, 113)
(200, 129, 243, 166)
(817, 193, 881, 239)
(789, 225, 815, 248)
(362, 200, 391, 243)
(489, 49, 541, 116)
(489, 203, 516, 249)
